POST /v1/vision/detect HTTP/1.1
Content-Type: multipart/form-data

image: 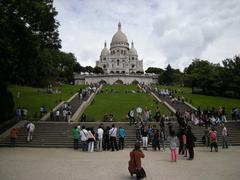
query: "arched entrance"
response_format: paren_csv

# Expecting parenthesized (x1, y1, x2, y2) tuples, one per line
(114, 79, 124, 84)
(99, 80, 107, 84)
(131, 80, 139, 85)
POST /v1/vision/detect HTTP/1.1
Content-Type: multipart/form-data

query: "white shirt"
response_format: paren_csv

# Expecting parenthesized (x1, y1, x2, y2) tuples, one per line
(56, 110, 60, 116)
(27, 123, 35, 132)
(222, 127, 228, 136)
(109, 127, 117, 137)
(97, 128, 104, 140)
(80, 129, 88, 141)
(136, 107, 142, 113)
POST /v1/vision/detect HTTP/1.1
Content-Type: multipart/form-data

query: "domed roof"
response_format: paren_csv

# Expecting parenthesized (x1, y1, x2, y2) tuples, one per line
(129, 41, 138, 55)
(111, 22, 128, 44)
(101, 42, 109, 56)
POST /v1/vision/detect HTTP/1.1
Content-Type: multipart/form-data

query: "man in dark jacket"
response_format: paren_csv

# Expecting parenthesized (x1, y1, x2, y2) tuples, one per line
(186, 125, 196, 160)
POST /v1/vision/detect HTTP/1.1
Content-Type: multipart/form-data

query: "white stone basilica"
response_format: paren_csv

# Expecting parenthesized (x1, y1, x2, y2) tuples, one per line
(74, 22, 158, 85)
(96, 22, 143, 74)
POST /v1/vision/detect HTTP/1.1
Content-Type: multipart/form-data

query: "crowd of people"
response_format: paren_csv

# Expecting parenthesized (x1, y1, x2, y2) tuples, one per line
(71, 124, 126, 152)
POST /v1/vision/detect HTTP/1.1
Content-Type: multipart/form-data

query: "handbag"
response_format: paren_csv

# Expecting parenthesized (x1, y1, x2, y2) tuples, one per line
(136, 168, 146, 179)
(133, 151, 146, 179)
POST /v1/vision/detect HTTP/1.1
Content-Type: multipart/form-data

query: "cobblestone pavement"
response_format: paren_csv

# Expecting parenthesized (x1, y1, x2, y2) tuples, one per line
(0, 146, 240, 180)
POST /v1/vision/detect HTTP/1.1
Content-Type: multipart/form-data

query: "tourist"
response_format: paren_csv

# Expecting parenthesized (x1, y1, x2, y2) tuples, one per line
(129, 108, 135, 126)
(118, 126, 126, 150)
(152, 129, 160, 151)
(96, 125, 104, 152)
(67, 110, 71, 123)
(186, 125, 196, 160)
(55, 109, 60, 121)
(81, 113, 86, 122)
(16, 107, 22, 120)
(72, 126, 80, 150)
(178, 128, 184, 155)
(167, 130, 178, 162)
(210, 128, 218, 152)
(26, 121, 35, 143)
(222, 125, 228, 149)
(143, 107, 150, 123)
(160, 128, 166, 151)
(9, 128, 18, 147)
(142, 126, 148, 150)
(109, 124, 118, 151)
(103, 126, 110, 151)
(80, 126, 88, 151)
(128, 142, 146, 178)
(62, 109, 67, 122)
(154, 106, 161, 122)
(87, 128, 95, 152)
(136, 105, 143, 123)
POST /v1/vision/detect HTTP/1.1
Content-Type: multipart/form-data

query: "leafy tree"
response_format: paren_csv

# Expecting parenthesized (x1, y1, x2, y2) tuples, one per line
(93, 66, 104, 74)
(145, 67, 163, 74)
(159, 64, 183, 85)
(85, 66, 94, 73)
(0, 0, 61, 86)
(0, 82, 14, 122)
(222, 56, 240, 97)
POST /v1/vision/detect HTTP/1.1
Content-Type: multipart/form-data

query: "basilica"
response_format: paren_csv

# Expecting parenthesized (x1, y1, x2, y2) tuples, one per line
(96, 22, 143, 74)
(74, 23, 157, 85)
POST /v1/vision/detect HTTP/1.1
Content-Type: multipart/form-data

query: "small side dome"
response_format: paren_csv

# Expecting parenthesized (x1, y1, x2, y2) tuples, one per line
(129, 41, 138, 55)
(101, 42, 109, 56)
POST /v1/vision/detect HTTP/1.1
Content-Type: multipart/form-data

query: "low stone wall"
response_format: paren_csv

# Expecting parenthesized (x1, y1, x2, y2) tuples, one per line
(74, 74, 158, 85)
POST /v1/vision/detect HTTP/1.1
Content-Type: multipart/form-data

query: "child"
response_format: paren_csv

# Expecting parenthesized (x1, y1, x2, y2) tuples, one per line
(167, 130, 178, 162)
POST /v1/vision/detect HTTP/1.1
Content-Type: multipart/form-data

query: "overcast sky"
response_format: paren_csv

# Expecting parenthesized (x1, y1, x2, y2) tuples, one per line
(54, 0, 240, 71)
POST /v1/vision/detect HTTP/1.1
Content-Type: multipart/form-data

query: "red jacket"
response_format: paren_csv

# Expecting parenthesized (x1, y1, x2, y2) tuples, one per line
(128, 150, 145, 173)
(10, 128, 18, 139)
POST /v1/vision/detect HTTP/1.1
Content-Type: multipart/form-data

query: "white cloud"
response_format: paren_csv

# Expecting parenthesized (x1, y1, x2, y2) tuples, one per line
(54, 0, 240, 71)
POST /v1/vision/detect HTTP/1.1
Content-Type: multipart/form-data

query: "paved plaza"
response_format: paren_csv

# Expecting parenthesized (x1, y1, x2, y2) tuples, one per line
(0, 147, 240, 180)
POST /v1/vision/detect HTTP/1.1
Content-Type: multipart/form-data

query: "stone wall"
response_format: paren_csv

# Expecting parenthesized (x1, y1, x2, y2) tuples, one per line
(74, 74, 158, 85)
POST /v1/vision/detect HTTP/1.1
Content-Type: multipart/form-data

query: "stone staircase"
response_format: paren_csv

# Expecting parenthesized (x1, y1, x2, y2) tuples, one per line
(0, 121, 239, 148)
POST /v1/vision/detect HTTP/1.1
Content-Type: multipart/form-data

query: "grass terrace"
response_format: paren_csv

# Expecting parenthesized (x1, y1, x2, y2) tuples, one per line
(9, 84, 85, 120)
(84, 85, 170, 121)
(156, 85, 240, 119)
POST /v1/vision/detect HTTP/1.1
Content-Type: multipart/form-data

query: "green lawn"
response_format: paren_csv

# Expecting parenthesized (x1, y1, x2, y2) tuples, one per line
(156, 85, 240, 119)
(84, 85, 170, 121)
(8, 84, 85, 120)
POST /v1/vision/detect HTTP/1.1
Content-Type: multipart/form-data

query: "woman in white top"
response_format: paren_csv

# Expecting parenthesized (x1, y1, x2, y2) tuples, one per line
(87, 128, 95, 152)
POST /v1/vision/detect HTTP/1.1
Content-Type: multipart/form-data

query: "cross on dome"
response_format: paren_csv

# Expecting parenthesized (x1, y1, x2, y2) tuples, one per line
(118, 22, 121, 31)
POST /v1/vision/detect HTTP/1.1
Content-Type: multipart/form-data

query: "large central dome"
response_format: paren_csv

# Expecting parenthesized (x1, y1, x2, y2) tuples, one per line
(111, 22, 128, 45)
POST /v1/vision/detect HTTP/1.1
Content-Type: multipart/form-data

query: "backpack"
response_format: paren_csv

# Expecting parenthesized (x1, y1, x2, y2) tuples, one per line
(210, 132, 217, 140)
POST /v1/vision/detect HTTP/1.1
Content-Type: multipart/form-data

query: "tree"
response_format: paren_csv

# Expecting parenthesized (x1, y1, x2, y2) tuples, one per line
(145, 67, 163, 74)
(222, 56, 240, 97)
(85, 66, 94, 73)
(0, 82, 14, 123)
(159, 64, 183, 85)
(0, 0, 61, 86)
(93, 66, 104, 74)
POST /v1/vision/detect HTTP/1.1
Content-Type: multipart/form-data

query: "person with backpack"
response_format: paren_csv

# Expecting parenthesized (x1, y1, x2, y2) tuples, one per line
(210, 128, 218, 152)
(80, 126, 88, 151)
(109, 124, 118, 151)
